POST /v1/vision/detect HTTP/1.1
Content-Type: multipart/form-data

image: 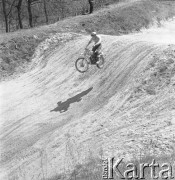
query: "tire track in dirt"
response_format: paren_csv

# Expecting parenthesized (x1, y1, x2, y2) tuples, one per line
(1, 20, 175, 179)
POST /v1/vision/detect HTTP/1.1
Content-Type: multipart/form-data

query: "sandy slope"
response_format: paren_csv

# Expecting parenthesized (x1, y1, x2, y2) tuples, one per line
(0, 19, 175, 179)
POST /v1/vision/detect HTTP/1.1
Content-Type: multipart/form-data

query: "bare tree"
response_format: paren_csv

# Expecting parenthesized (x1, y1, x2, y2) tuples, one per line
(27, 0, 33, 27)
(88, 0, 94, 14)
(27, 0, 41, 27)
(2, 0, 9, 32)
(43, 0, 48, 24)
(16, 0, 23, 29)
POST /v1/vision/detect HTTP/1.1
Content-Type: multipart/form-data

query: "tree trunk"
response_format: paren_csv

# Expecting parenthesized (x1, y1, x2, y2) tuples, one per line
(16, 0, 23, 29)
(88, 0, 94, 14)
(27, 0, 33, 27)
(43, 0, 48, 24)
(2, 0, 9, 32)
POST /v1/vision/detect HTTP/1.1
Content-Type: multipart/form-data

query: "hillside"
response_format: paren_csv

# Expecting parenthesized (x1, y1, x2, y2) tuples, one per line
(0, 0, 175, 180)
(1, 0, 175, 81)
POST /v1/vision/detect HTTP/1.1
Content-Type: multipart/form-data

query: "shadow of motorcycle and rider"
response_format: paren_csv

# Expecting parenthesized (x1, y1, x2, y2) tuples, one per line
(50, 87, 93, 113)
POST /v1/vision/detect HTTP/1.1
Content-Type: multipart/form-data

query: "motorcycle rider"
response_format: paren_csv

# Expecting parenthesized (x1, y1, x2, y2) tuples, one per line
(85, 32, 102, 63)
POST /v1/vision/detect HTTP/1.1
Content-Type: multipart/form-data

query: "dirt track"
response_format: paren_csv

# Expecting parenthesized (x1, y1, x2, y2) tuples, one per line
(1, 19, 175, 179)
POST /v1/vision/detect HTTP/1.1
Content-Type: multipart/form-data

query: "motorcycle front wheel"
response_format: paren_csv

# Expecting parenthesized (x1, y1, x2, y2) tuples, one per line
(75, 58, 89, 73)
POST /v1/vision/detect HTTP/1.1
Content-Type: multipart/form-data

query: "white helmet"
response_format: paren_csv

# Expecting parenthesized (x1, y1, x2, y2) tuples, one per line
(91, 32, 97, 36)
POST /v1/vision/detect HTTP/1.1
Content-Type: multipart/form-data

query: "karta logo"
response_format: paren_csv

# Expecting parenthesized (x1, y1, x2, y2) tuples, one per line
(102, 158, 174, 179)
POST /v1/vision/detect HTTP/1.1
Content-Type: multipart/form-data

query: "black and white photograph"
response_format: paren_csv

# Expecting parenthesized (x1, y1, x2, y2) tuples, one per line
(0, 0, 175, 179)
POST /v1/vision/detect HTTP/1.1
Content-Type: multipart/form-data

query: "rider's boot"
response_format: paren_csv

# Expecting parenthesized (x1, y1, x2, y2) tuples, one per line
(95, 52, 100, 64)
